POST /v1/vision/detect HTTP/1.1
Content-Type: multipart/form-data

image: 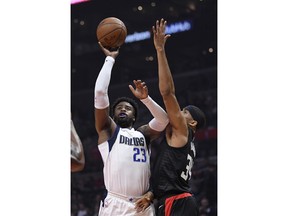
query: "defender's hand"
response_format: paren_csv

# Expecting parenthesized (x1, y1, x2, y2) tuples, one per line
(152, 18, 171, 51)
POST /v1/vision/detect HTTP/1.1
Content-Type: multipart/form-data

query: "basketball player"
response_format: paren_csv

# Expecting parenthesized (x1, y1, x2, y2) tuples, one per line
(94, 42, 169, 216)
(150, 19, 206, 216)
(71, 119, 85, 172)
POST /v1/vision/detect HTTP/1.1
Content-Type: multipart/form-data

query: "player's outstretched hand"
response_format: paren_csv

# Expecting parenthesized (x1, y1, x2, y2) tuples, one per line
(129, 80, 148, 100)
(98, 41, 119, 59)
(152, 18, 171, 51)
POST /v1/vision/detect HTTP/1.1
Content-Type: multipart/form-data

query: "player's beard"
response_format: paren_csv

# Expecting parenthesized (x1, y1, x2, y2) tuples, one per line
(114, 116, 134, 128)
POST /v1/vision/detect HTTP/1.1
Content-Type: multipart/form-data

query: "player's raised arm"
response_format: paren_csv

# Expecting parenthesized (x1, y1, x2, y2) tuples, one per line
(129, 80, 168, 141)
(94, 42, 119, 144)
(152, 19, 188, 147)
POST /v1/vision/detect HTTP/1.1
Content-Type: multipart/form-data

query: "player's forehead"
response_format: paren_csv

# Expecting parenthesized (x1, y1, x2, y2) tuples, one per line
(115, 101, 133, 108)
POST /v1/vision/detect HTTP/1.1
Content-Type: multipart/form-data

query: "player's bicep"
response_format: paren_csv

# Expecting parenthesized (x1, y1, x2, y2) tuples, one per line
(95, 107, 111, 130)
(94, 108, 116, 141)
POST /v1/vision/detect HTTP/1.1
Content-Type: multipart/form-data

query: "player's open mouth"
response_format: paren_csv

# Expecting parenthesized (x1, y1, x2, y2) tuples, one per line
(119, 113, 127, 118)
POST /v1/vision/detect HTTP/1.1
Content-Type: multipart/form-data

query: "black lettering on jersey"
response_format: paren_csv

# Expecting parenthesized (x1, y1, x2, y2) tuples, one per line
(133, 137, 139, 146)
(119, 135, 125, 144)
(127, 137, 132, 145)
(139, 137, 144, 146)
(119, 135, 145, 147)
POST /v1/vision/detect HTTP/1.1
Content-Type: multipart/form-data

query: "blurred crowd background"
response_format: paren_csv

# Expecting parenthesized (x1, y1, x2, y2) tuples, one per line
(71, 0, 217, 215)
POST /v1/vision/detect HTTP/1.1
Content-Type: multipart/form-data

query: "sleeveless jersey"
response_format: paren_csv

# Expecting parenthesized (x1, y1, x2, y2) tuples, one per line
(151, 128, 196, 200)
(98, 126, 151, 198)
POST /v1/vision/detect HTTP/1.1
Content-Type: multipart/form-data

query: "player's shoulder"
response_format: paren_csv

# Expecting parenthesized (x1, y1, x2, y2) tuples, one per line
(137, 124, 151, 135)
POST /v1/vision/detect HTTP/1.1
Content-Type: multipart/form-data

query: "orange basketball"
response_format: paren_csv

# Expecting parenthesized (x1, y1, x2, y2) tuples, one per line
(96, 17, 127, 49)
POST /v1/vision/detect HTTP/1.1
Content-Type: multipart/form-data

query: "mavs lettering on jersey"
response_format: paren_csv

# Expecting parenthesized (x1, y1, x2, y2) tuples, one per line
(119, 135, 145, 146)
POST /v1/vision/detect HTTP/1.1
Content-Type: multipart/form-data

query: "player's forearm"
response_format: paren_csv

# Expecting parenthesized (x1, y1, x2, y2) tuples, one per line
(71, 142, 85, 172)
(141, 96, 168, 131)
(71, 140, 84, 162)
(94, 56, 115, 109)
(71, 120, 85, 163)
(156, 50, 175, 96)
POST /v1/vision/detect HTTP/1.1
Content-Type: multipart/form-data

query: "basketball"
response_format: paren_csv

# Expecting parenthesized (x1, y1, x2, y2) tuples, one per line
(96, 17, 127, 49)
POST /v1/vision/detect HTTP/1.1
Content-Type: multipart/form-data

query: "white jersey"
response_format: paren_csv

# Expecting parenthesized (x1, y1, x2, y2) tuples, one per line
(98, 126, 151, 198)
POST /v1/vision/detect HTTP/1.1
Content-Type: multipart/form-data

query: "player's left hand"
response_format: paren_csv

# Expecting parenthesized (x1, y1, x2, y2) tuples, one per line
(152, 18, 171, 51)
(129, 80, 148, 100)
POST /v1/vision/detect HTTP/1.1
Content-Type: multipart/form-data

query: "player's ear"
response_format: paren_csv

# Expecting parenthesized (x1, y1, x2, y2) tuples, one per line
(189, 120, 197, 128)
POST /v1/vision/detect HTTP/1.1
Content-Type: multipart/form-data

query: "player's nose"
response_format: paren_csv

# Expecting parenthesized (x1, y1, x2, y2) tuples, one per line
(120, 107, 127, 112)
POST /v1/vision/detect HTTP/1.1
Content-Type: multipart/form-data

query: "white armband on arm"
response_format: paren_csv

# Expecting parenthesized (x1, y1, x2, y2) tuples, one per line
(94, 56, 115, 109)
(141, 96, 169, 132)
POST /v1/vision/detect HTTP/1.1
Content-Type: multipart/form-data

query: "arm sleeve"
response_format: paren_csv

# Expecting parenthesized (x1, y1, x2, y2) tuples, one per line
(141, 96, 169, 132)
(94, 56, 115, 109)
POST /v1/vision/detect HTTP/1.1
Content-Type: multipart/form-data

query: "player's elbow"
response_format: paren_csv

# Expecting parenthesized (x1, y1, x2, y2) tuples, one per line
(149, 118, 169, 132)
(160, 88, 173, 97)
(159, 83, 175, 96)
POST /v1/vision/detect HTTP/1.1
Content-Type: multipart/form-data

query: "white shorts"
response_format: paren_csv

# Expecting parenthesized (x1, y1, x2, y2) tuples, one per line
(98, 192, 156, 216)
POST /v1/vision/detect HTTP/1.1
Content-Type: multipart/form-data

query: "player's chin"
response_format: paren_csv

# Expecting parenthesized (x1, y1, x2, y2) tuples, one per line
(115, 118, 133, 128)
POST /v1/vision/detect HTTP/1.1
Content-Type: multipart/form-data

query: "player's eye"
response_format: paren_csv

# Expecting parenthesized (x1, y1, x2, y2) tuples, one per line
(126, 106, 132, 110)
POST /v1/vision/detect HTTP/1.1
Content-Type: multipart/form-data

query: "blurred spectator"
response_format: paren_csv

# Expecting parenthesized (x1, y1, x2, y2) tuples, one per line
(77, 203, 88, 216)
(199, 197, 217, 216)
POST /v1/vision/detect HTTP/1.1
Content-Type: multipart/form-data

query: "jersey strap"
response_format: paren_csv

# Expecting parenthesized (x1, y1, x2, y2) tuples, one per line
(108, 126, 120, 152)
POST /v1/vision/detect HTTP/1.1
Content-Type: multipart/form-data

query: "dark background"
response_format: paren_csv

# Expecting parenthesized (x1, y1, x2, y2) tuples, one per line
(71, 0, 217, 215)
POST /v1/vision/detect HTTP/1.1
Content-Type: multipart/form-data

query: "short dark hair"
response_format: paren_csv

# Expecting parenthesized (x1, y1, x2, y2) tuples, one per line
(111, 97, 138, 120)
(184, 105, 206, 130)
